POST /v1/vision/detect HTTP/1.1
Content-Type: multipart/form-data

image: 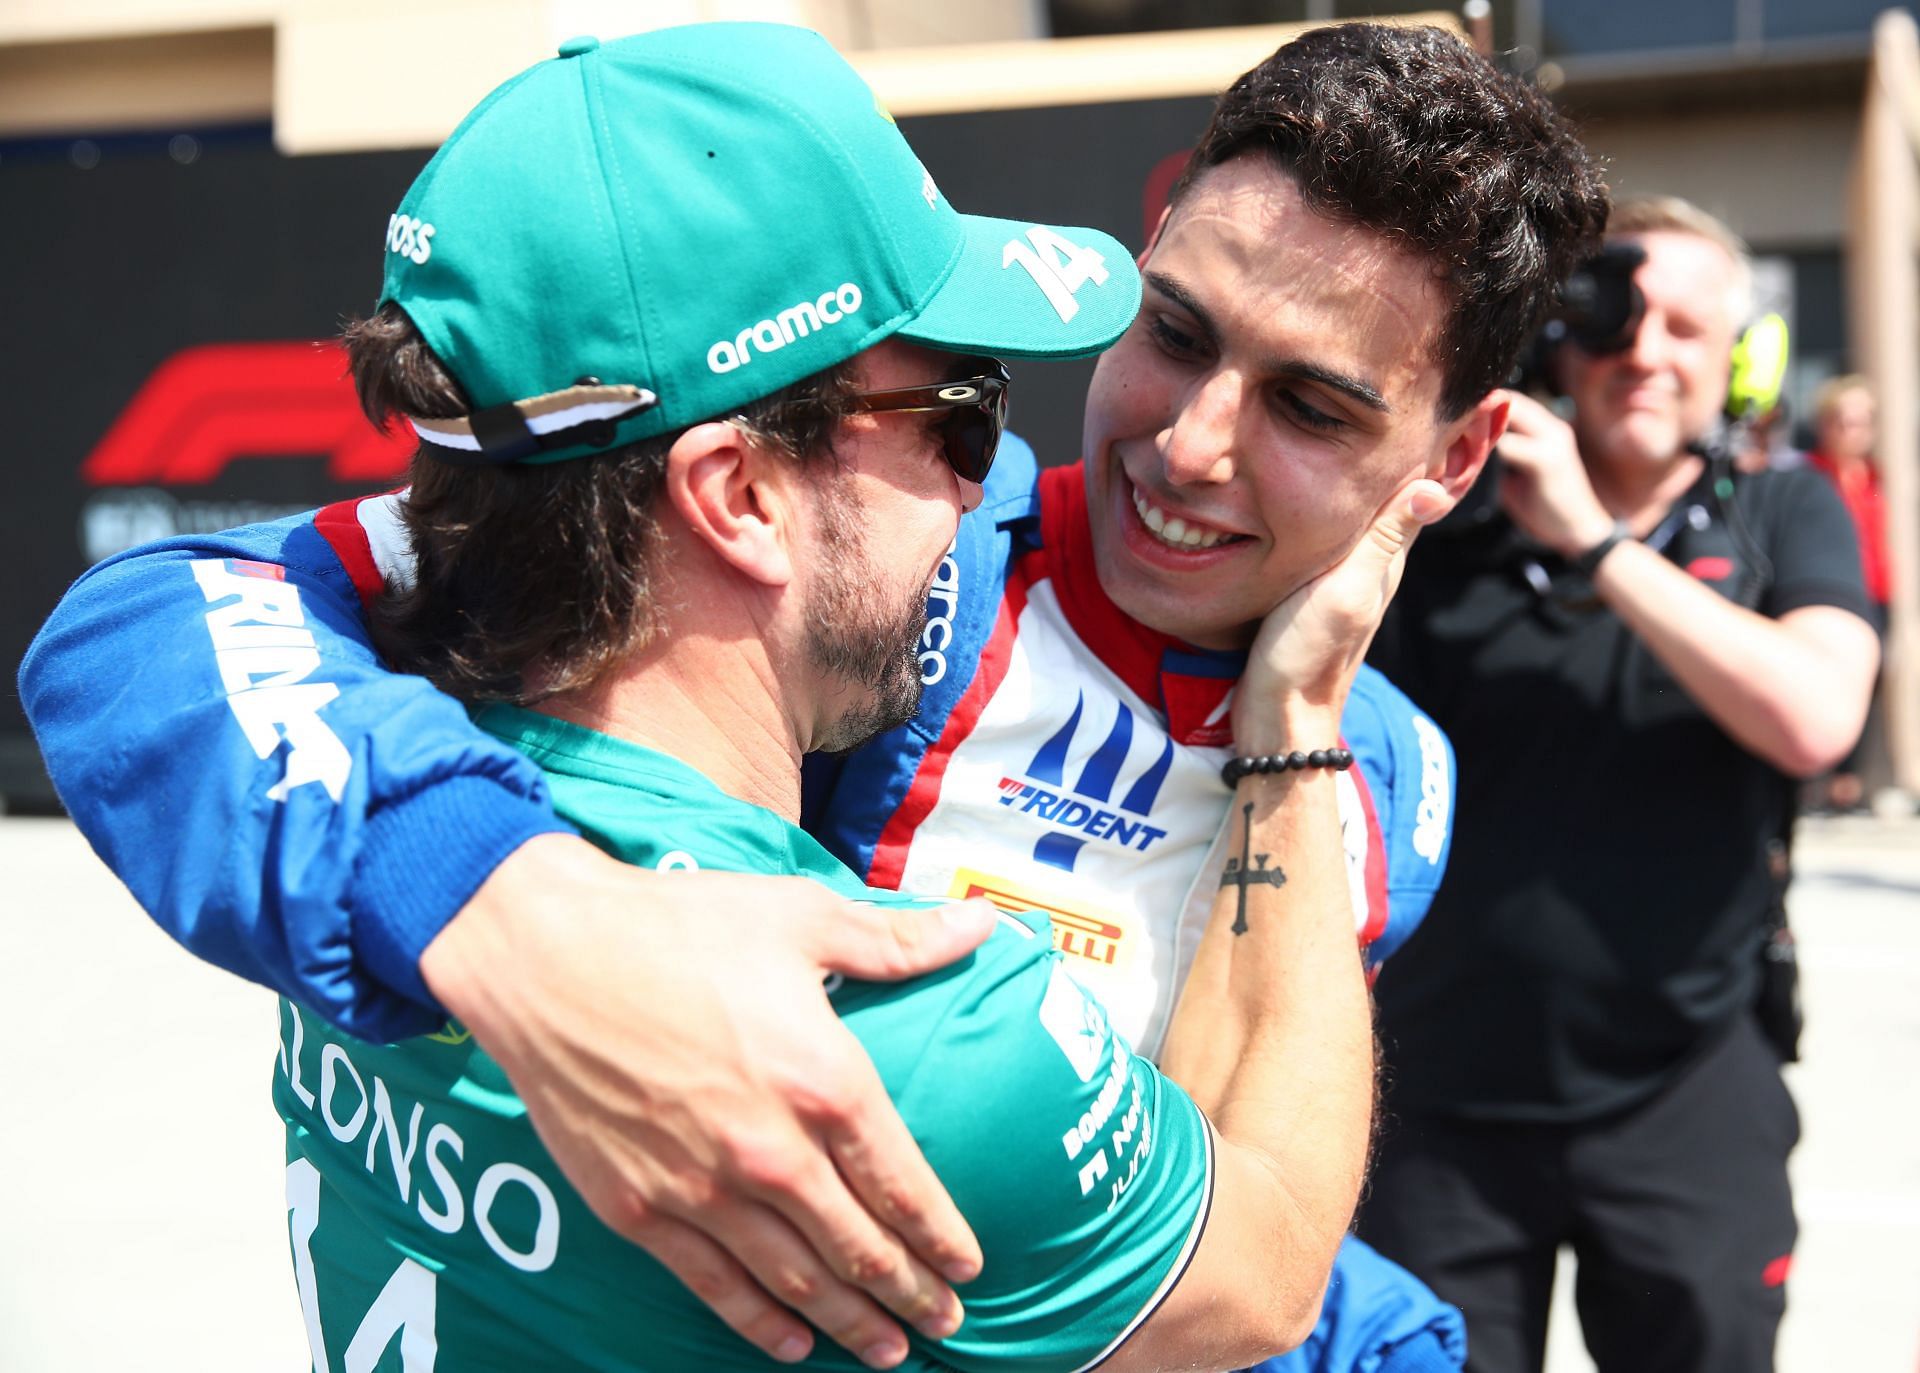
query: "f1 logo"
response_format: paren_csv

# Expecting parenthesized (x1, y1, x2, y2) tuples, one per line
(82, 342, 414, 487)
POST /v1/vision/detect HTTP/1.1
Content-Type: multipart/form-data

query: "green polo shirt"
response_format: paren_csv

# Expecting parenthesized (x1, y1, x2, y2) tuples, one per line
(275, 706, 1212, 1370)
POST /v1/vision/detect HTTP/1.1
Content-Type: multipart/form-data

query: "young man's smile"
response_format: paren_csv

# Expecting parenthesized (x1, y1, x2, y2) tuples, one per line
(1080, 154, 1487, 650)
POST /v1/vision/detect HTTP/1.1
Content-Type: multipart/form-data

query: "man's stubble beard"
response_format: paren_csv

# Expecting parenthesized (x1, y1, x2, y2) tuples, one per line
(804, 476, 931, 754)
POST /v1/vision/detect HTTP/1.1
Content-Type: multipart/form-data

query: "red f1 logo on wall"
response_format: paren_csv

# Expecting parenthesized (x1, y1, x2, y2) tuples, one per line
(82, 342, 414, 487)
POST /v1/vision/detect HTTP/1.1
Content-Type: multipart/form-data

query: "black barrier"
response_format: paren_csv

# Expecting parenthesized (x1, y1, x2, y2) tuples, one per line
(0, 93, 1216, 809)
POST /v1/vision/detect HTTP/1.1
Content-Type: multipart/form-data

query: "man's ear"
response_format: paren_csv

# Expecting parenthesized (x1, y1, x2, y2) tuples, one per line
(1432, 390, 1509, 501)
(663, 421, 796, 589)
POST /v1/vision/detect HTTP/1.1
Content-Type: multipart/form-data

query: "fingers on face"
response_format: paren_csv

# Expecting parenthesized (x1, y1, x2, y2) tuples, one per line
(1361, 479, 1436, 560)
(1404, 479, 1451, 528)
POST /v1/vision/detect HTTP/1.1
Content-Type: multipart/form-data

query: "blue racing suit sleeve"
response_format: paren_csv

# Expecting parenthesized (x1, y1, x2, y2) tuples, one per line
(18, 513, 569, 1041)
(1249, 1234, 1466, 1373)
(1283, 681, 1461, 1371)
(1343, 666, 1456, 967)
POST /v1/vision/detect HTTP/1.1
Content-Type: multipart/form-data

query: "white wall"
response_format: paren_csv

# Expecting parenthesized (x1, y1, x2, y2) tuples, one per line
(1579, 102, 1860, 247)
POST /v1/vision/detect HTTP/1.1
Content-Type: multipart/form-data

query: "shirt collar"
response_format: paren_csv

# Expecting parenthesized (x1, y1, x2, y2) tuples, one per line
(1037, 463, 1243, 747)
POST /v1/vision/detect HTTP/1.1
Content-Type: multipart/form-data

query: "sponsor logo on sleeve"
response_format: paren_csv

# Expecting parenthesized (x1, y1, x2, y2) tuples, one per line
(190, 558, 350, 803)
(1044, 984, 1158, 1211)
(919, 541, 960, 685)
(1038, 963, 1109, 1084)
(1410, 713, 1451, 865)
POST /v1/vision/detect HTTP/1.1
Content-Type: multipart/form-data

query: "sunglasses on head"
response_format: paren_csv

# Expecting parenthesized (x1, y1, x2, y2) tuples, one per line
(846, 356, 1010, 484)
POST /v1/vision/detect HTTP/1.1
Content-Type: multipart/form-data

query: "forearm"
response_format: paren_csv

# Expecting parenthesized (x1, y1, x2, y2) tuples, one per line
(1104, 480, 1440, 1370)
(1159, 767, 1374, 1303)
(19, 533, 568, 1038)
(1593, 541, 1878, 775)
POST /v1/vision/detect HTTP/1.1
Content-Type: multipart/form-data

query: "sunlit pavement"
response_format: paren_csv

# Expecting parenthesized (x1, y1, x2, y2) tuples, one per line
(4, 813, 1915, 1371)
(1548, 814, 1920, 1373)
(2, 816, 307, 1370)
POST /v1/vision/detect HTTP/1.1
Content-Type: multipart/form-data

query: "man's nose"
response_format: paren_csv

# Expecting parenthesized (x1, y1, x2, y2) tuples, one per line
(1624, 309, 1672, 371)
(956, 475, 985, 515)
(1160, 371, 1240, 486)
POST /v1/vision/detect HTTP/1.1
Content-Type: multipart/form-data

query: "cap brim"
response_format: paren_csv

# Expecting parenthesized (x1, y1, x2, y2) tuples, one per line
(894, 213, 1141, 360)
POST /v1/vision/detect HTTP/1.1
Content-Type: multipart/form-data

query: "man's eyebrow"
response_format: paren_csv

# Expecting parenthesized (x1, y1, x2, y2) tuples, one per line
(1273, 360, 1392, 416)
(1144, 269, 1393, 417)
(1144, 271, 1220, 343)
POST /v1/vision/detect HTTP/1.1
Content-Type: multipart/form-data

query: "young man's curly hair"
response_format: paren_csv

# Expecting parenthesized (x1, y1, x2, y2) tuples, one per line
(343, 304, 857, 704)
(1174, 22, 1610, 418)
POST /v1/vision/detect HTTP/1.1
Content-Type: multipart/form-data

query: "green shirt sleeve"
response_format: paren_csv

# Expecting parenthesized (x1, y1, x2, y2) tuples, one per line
(841, 912, 1214, 1372)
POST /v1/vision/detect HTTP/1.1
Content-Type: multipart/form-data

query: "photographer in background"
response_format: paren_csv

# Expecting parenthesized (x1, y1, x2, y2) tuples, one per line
(1360, 196, 1880, 1373)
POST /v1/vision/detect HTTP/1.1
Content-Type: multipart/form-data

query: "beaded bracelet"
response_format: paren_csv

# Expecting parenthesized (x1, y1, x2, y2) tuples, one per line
(1220, 748, 1355, 787)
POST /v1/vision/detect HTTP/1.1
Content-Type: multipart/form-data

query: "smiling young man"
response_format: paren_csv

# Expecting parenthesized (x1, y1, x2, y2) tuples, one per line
(1086, 172, 1468, 645)
(23, 21, 1608, 1373)
(811, 25, 1607, 1063)
(802, 36, 1605, 1369)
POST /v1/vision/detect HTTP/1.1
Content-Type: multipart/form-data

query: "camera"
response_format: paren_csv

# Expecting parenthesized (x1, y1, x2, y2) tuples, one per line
(1513, 242, 1648, 395)
(1443, 243, 1652, 532)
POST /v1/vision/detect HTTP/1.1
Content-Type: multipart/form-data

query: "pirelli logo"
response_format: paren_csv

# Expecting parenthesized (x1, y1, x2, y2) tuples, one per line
(951, 868, 1131, 970)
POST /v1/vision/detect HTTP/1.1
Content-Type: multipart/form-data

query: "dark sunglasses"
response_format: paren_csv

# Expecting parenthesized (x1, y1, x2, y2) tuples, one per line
(846, 356, 1010, 484)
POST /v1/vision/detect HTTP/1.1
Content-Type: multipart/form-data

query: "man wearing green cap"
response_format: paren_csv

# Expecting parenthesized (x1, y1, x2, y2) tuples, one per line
(230, 21, 1428, 1369)
(22, 19, 1607, 1370)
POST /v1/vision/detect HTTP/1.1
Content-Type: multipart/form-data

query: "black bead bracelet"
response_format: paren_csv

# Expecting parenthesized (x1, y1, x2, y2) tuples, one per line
(1220, 748, 1354, 787)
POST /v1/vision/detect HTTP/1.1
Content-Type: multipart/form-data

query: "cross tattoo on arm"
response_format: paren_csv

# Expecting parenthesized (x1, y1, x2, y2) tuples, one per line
(1220, 800, 1287, 935)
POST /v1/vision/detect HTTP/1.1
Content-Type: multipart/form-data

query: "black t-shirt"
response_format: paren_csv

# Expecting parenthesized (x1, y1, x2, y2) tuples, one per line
(1369, 461, 1872, 1123)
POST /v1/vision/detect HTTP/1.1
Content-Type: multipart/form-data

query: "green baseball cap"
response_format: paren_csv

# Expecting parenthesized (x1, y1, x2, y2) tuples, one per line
(381, 22, 1141, 465)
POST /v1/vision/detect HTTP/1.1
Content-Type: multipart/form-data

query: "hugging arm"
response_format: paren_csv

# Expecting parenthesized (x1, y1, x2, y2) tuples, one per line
(21, 520, 994, 1367)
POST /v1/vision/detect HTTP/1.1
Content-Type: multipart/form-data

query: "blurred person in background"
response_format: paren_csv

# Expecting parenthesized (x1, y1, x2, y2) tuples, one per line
(1805, 374, 1890, 812)
(1731, 400, 1800, 475)
(21, 22, 1611, 1372)
(1361, 196, 1880, 1373)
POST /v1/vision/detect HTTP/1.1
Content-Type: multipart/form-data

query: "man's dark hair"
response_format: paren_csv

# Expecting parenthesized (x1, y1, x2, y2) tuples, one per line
(344, 305, 857, 703)
(1172, 22, 1610, 418)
